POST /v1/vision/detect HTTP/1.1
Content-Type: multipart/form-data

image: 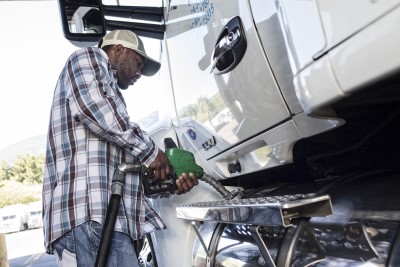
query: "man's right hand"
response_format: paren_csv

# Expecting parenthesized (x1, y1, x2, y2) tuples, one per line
(147, 149, 171, 181)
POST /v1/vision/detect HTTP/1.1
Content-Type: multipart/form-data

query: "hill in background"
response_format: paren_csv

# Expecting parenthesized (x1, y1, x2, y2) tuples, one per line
(0, 134, 46, 164)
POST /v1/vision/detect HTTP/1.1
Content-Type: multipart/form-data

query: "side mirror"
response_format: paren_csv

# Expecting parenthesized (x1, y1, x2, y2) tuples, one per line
(58, 0, 166, 44)
(58, 0, 106, 43)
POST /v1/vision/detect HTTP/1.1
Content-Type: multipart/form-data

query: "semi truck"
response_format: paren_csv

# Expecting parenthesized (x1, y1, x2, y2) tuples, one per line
(57, 1, 400, 266)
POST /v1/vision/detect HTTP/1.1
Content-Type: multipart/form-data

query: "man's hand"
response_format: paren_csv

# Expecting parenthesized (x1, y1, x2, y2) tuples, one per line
(175, 172, 199, 195)
(147, 150, 171, 181)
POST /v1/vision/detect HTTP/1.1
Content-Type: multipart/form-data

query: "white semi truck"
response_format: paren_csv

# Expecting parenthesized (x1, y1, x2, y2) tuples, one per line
(57, 1, 400, 266)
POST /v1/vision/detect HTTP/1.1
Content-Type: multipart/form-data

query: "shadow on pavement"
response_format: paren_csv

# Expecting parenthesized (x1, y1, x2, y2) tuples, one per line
(9, 252, 57, 267)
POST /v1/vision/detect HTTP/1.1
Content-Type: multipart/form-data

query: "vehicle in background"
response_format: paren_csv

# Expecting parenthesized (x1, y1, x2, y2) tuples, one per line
(56, 0, 400, 266)
(27, 201, 43, 230)
(0, 204, 30, 234)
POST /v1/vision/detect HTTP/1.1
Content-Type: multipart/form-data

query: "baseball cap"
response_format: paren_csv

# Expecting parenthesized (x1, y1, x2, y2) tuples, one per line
(100, 30, 161, 76)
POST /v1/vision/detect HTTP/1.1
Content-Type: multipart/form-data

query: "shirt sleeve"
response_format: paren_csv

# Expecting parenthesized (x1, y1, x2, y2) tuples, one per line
(64, 47, 158, 166)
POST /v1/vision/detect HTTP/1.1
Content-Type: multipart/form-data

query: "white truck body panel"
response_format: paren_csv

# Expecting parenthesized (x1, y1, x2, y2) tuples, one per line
(165, 0, 290, 160)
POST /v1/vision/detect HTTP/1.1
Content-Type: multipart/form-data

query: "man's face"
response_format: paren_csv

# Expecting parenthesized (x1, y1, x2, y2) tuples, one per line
(115, 48, 145, 89)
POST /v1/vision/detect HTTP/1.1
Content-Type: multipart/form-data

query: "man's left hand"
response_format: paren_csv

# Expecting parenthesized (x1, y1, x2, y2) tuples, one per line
(175, 172, 199, 195)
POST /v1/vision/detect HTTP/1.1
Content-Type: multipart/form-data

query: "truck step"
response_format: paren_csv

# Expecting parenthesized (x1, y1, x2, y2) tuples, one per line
(176, 193, 332, 227)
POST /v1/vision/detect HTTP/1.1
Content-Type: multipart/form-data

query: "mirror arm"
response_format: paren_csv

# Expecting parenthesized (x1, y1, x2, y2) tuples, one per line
(105, 19, 165, 40)
(103, 5, 163, 22)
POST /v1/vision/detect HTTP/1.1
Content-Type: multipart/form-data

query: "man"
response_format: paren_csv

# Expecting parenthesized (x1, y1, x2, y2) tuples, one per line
(42, 30, 198, 267)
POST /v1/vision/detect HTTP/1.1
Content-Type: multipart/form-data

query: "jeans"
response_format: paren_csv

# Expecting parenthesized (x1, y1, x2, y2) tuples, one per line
(52, 220, 140, 267)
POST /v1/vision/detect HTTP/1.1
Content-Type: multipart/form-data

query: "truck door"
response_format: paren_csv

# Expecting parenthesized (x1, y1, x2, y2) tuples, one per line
(165, 0, 290, 160)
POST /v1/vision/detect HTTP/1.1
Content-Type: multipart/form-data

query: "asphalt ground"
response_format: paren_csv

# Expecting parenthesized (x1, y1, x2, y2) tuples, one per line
(4, 228, 57, 267)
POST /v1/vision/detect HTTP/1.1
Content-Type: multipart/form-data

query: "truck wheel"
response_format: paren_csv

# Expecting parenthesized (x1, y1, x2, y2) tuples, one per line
(138, 234, 157, 267)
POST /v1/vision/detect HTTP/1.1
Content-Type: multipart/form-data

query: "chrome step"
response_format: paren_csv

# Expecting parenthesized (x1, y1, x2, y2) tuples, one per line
(176, 193, 332, 227)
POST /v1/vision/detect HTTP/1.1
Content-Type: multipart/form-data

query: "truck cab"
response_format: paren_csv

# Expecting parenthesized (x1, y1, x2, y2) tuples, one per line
(57, 1, 400, 266)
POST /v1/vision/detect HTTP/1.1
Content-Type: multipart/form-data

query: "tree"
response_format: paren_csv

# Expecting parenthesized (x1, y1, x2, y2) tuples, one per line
(179, 103, 198, 119)
(210, 93, 225, 112)
(194, 96, 213, 123)
(0, 159, 10, 182)
(10, 153, 45, 184)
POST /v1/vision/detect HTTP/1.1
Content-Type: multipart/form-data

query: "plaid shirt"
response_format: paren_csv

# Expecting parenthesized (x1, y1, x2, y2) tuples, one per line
(42, 47, 166, 253)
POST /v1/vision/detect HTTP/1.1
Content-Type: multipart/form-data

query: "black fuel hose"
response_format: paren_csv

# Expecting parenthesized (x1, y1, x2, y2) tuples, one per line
(200, 173, 234, 200)
(95, 170, 125, 267)
(95, 194, 121, 267)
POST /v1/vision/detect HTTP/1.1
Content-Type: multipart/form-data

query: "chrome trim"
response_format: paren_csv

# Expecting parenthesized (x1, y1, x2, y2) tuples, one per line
(176, 194, 332, 227)
(191, 221, 211, 258)
(249, 226, 276, 267)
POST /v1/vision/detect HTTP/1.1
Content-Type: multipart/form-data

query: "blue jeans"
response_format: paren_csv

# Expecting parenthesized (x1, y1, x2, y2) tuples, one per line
(52, 220, 140, 267)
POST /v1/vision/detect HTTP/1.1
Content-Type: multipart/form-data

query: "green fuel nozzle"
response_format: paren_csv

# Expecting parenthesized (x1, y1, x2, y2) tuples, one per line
(165, 147, 204, 178)
(164, 139, 236, 200)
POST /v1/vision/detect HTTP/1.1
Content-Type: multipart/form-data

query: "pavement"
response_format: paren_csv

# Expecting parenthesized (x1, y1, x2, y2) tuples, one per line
(4, 228, 57, 267)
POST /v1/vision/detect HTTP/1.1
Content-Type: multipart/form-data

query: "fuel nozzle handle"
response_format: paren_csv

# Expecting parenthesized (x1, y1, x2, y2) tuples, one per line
(164, 138, 235, 200)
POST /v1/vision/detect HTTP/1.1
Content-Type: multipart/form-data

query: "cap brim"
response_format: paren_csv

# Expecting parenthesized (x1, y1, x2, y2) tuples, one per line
(135, 50, 161, 76)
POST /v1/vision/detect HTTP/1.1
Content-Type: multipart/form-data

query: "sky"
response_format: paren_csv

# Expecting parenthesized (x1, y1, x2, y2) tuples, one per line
(0, 0, 166, 151)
